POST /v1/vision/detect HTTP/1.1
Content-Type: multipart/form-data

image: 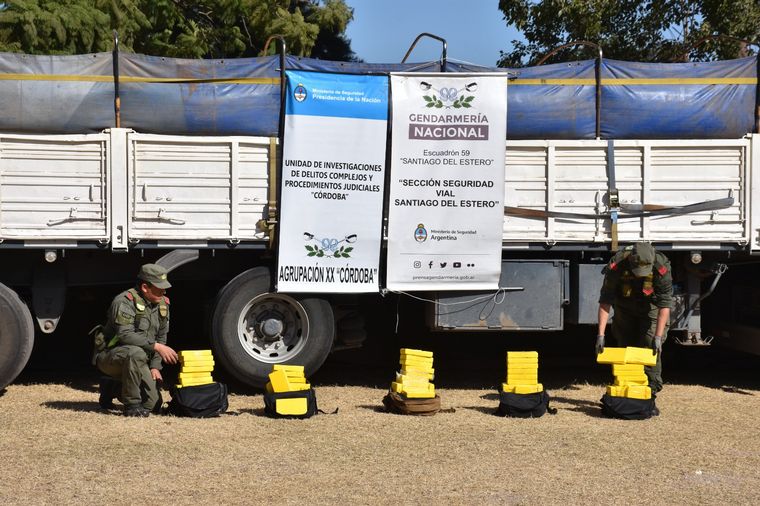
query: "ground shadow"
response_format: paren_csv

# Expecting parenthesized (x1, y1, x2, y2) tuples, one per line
(461, 405, 498, 415)
(551, 395, 606, 418)
(43, 400, 110, 413)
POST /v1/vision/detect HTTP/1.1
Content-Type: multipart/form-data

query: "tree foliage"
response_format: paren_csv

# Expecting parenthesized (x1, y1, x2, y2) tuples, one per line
(498, 0, 760, 66)
(0, 0, 356, 60)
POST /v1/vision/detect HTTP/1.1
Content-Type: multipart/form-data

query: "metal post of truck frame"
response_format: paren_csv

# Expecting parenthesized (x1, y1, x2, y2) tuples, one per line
(112, 30, 120, 128)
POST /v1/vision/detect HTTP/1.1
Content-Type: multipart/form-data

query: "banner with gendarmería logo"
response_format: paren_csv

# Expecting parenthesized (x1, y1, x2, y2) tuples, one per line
(277, 70, 388, 293)
(387, 73, 507, 291)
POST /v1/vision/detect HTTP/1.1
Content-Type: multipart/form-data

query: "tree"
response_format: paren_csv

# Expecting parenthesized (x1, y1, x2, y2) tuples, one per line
(498, 0, 760, 66)
(0, 0, 357, 60)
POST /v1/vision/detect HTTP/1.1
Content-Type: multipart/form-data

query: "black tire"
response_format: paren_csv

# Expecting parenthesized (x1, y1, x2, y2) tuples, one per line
(211, 267, 335, 388)
(0, 283, 34, 390)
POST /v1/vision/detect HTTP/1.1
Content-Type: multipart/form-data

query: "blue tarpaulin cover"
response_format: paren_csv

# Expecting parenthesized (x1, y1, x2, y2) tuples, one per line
(0, 52, 756, 139)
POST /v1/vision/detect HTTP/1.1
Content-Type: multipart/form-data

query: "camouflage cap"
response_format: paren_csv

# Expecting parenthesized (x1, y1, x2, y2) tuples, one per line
(137, 263, 171, 289)
(629, 242, 655, 277)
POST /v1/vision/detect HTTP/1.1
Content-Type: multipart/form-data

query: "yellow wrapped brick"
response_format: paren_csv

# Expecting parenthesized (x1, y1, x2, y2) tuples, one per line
(395, 374, 430, 386)
(612, 364, 646, 374)
(506, 373, 538, 382)
(613, 377, 648, 386)
(179, 357, 214, 366)
(180, 364, 214, 373)
(275, 397, 308, 415)
(606, 385, 628, 397)
(402, 386, 436, 399)
(400, 358, 434, 369)
(179, 377, 214, 387)
(507, 351, 538, 359)
(626, 385, 652, 399)
(268, 370, 291, 393)
(502, 383, 543, 394)
(273, 364, 305, 373)
(399, 369, 434, 380)
(625, 347, 657, 366)
(400, 348, 433, 358)
(179, 349, 213, 359)
(179, 372, 214, 381)
(596, 347, 627, 364)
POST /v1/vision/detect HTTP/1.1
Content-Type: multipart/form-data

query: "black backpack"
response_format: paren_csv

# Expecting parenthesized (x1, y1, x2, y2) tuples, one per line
(600, 393, 657, 420)
(495, 390, 556, 418)
(168, 382, 229, 418)
(263, 388, 319, 419)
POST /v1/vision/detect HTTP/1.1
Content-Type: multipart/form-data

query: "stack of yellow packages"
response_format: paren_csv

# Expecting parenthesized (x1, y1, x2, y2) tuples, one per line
(597, 346, 657, 399)
(177, 349, 215, 387)
(391, 348, 435, 399)
(266, 365, 310, 393)
(502, 351, 543, 394)
(265, 365, 311, 416)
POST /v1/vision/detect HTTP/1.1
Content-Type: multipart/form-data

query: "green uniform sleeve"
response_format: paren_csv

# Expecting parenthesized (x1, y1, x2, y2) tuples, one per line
(108, 298, 154, 355)
(653, 257, 674, 309)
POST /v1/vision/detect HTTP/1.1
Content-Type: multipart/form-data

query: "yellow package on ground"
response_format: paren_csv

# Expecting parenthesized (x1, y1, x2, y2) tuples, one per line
(502, 383, 543, 394)
(275, 397, 308, 415)
(400, 348, 433, 358)
(395, 374, 430, 386)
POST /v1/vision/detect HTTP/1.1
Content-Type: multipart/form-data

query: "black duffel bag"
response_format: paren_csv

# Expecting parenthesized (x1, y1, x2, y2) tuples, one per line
(263, 388, 319, 419)
(600, 393, 657, 420)
(168, 382, 229, 418)
(495, 390, 556, 418)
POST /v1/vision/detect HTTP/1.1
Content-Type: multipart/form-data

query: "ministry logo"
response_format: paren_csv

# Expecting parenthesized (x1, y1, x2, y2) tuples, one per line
(294, 83, 307, 102)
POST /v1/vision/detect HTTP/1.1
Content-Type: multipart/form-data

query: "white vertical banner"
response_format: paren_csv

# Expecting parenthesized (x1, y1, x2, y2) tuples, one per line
(387, 73, 507, 291)
(277, 71, 388, 293)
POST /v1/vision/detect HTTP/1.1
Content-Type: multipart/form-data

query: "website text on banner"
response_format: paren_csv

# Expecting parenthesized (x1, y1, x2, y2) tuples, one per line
(386, 73, 507, 291)
(277, 71, 389, 293)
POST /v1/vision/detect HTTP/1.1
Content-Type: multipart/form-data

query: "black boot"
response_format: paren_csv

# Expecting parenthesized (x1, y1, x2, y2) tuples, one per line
(98, 376, 121, 409)
(124, 404, 150, 417)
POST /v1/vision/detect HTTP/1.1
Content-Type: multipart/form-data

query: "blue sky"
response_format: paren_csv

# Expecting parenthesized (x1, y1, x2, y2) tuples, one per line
(344, 0, 522, 67)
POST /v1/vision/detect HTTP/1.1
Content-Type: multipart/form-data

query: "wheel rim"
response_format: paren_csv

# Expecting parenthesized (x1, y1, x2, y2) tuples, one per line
(237, 293, 309, 363)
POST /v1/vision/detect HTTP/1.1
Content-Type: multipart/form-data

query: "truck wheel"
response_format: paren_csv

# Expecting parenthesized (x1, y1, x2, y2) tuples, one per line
(211, 267, 335, 388)
(0, 283, 35, 390)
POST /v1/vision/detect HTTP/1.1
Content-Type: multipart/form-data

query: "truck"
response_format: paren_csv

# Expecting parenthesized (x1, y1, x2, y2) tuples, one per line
(1, 37, 759, 389)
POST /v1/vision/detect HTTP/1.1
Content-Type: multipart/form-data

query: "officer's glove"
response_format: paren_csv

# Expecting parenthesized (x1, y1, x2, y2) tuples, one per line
(595, 334, 605, 355)
(652, 335, 663, 356)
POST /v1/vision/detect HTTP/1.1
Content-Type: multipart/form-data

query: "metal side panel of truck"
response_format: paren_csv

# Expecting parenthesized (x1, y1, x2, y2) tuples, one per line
(1, 129, 758, 389)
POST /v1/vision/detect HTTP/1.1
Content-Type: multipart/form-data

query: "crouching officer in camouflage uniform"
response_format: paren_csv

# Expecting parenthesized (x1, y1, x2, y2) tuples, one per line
(597, 242, 673, 393)
(94, 264, 179, 416)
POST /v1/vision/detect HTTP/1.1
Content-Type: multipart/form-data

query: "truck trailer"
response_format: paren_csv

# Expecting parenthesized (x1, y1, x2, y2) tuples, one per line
(1, 41, 758, 389)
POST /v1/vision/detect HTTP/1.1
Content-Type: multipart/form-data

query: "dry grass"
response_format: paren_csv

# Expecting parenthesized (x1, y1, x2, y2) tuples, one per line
(1, 379, 759, 505)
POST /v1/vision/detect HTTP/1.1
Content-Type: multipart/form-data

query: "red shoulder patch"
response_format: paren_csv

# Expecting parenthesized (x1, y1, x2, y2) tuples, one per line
(163, 296, 170, 304)
(657, 265, 668, 276)
(126, 291, 134, 301)
(642, 287, 654, 296)
(609, 261, 618, 271)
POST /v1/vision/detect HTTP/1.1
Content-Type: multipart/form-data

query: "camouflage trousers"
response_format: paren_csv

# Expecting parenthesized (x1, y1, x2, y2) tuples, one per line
(96, 345, 162, 411)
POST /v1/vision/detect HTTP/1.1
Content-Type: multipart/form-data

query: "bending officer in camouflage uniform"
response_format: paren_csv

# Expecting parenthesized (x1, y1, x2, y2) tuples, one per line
(95, 264, 179, 416)
(597, 242, 673, 393)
